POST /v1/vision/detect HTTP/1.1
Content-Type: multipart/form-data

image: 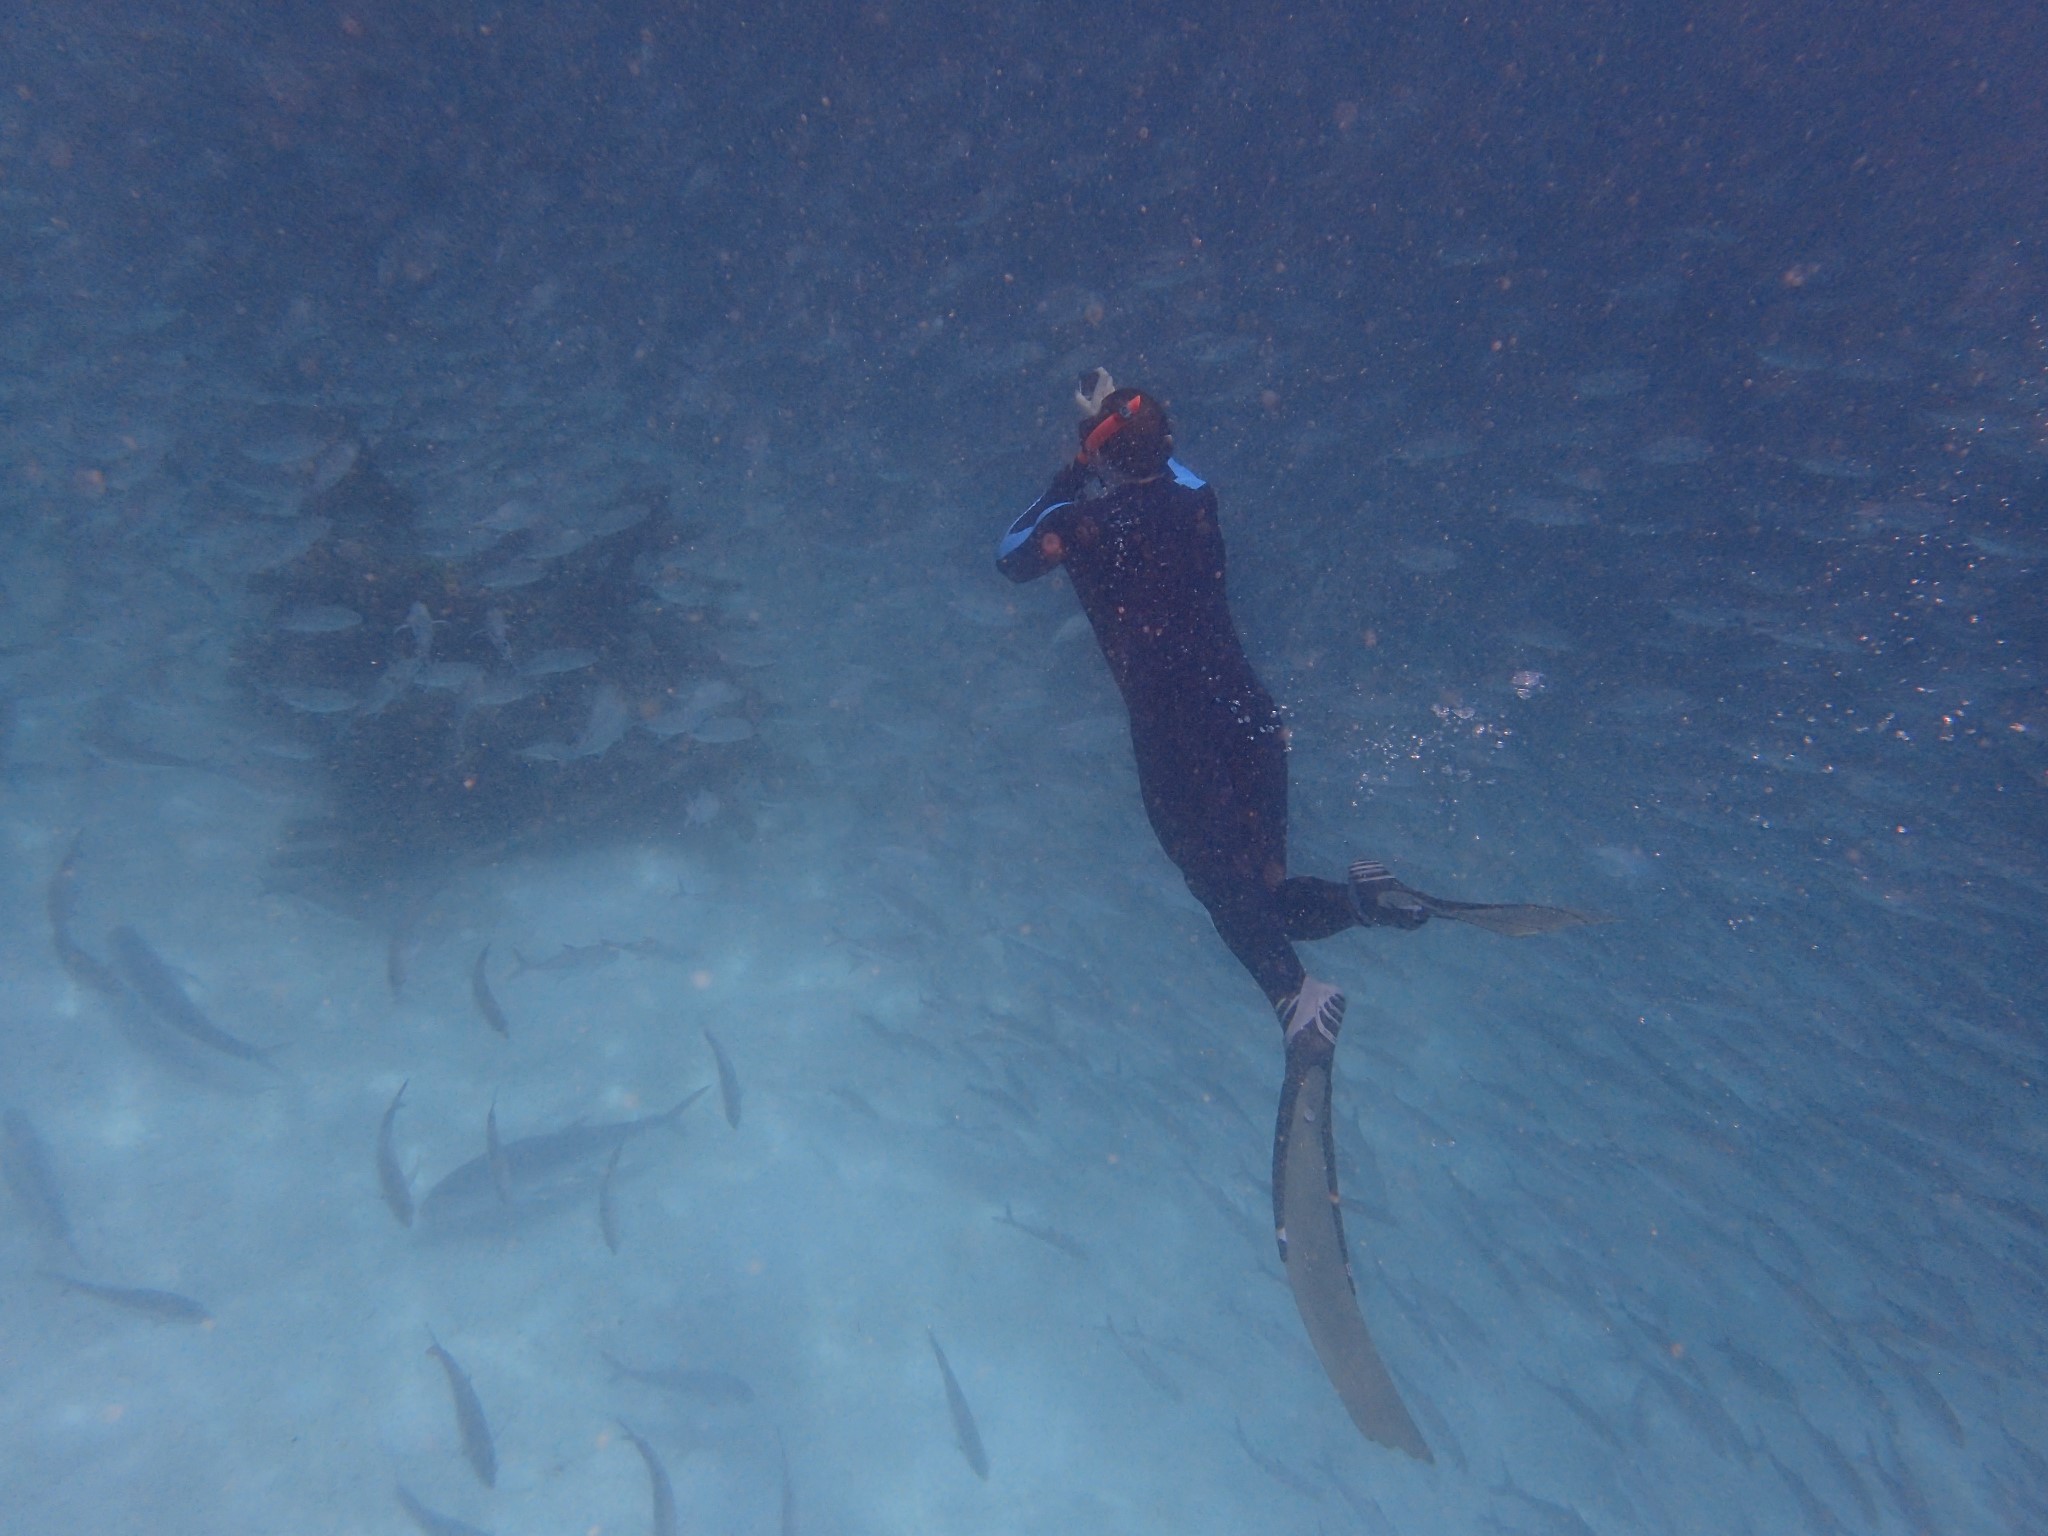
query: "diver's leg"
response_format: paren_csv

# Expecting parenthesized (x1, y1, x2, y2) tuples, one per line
(1276, 865, 1434, 939)
(1276, 877, 1359, 940)
(1175, 839, 1307, 1007)
(1135, 726, 1307, 1008)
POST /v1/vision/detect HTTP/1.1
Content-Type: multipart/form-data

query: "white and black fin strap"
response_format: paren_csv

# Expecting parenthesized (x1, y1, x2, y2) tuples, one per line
(1277, 987, 1346, 1051)
(1348, 859, 1404, 922)
(1349, 859, 1399, 895)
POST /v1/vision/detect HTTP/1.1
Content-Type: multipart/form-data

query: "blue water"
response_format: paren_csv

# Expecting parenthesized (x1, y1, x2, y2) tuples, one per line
(2, 3, 2043, 1532)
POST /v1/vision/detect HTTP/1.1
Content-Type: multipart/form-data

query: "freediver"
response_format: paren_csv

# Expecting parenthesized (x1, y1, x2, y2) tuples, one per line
(996, 371, 1593, 1457)
(998, 369, 1427, 1075)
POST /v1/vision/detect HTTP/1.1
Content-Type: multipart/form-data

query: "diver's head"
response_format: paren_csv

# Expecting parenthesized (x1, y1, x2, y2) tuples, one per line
(1076, 376, 1171, 480)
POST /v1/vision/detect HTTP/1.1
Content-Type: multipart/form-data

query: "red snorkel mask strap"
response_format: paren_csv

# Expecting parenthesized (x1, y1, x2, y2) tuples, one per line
(1079, 393, 1146, 464)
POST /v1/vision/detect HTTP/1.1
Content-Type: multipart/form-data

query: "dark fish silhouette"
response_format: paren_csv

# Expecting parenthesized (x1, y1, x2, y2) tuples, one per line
(704, 1026, 743, 1128)
(47, 1271, 212, 1324)
(602, 1351, 756, 1406)
(616, 1421, 679, 1536)
(485, 1098, 513, 1205)
(377, 1080, 414, 1227)
(426, 1331, 497, 1488)
(776, 1428, 797, 1536)
(46, 835, 150, 1025)
(4, 1107, 80, 1259)
(107, 925, 275, 1066)
(417, 1088, 708, 1231)
(507, 940, 623, 976)
(386, 929, 408, 998)
(509, 938, 689, 977)
(992, 1201, 1088, 1261)
(927, 1329, 989, 1479)
(598, 1144, 623, 1253)
(471, 945, 510, 1038)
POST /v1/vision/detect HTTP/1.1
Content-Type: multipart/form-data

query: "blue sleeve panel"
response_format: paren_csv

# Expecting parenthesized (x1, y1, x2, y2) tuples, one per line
(996, 461, 1091, 582)
(997, 492, 1072, 571)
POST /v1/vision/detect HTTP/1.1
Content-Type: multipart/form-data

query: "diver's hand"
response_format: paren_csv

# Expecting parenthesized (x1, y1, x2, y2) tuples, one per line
(1047, 458, 1092, 502)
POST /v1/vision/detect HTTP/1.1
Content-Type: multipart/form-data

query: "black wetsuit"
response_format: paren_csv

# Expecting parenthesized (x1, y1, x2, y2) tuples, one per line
(998, 457, 1360, 1007)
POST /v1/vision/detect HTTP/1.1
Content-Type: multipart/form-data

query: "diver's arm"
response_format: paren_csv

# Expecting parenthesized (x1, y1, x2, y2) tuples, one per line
(996, 460, 1090, 583)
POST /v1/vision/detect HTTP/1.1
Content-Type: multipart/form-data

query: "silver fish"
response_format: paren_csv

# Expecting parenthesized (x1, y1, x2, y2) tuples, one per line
(927, 1329, 989, 1479)
(570, 684, 630, 759)
(993, 1202, 1088, 1261)
(275, 603, 364, 634)
(601, 1352, 755, 1406)
(507, 941, 628, 977)
(616, 1421, 678, 1536)
(359, 658, 420, 718)
(417, 661, 483, 691)
(480, 608, 513, 661)
(46, 836, 158, 1038)
(525, 524, 595, 561)
(231, 515, 330, 574)
(598, 1144, 623, 1254)
(703, 1027, 742, 1129)
(395, 1483, 494, 1536)
(275, 684, 357, 715)
(426, 1331, 497, 1488)
(400, 601, 438, 664)
(78, 729, 220, 774)
(639, 711, 699, 741)
(3, 1108, 80, 1258)
(471, 945, 510, 1038)
(377, 1081, 413, 1227)
(47, 1271, 211, 1324)
(308, 437, 359, 493)
(386, 928, 408, 998)
(641, 680, 742, 739)
(684, 679, 742, 716)
(107, 926, 273, 1066)
(689, 717, 754, 745)
(418, 1089, 707, 1231)
(777, 1428, 798, 1536)
(478, 498, 538, 533)
(462, 673, 531, 710)
(485, 1099, 513, 1205)
(520, 646, 597, 677)
(238, 425, 332, 467)
(477, 558, 548, 591)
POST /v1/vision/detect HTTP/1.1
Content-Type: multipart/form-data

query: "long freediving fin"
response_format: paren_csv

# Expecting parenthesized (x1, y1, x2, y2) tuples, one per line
(1353, 859, 1605, 937)
(1404, 891, 1603, 937)
(1272, 1040, 1432, 1461)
